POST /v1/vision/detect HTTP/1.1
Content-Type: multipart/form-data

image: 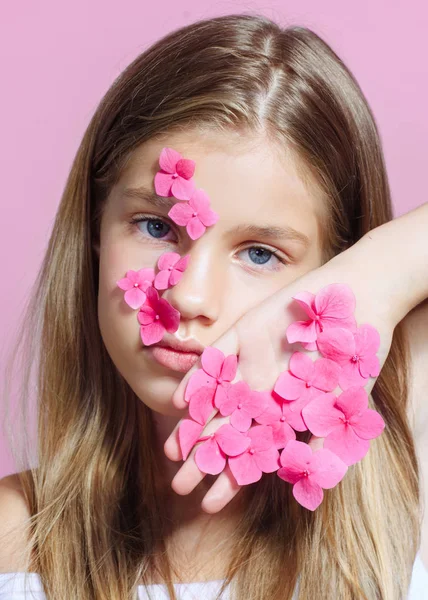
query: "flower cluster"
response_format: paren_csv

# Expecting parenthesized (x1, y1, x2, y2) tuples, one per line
(116, 146, 386, 511)
(116, 147, 219, 345)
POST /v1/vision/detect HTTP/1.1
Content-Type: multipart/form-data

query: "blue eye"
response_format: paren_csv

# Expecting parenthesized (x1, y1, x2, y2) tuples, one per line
(131, 216, 173, 240)
(239, 246, 287, 270)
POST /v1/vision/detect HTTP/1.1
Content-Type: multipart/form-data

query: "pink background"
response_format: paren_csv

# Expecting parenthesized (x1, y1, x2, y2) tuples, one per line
(1, 1, 427, 477)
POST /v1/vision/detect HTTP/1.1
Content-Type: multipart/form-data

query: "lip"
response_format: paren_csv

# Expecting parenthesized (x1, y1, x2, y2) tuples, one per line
(146, 345, 201, 373)
(155, 336, 205, 355)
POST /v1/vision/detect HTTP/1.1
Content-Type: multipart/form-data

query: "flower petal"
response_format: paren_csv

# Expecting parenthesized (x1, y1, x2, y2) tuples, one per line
(124, 287, 147, 309)
(314, 283, 356, 319)
(157, 252, 180, 271)
(216, 424, 251, 456)
(228, 452, 261, 485)
(140, 322, 165, 345)
(168, 269, 184, 286)
(289, 351, 314, 382)
(254, 446, 280, 473)
(350, 409, 385, 440)
(137, 305, 156, 326)
(157, 299, 181, 332)
(317, 327, 355, 364)
(355, 324, 380, 357)
(153, 270, 171, 290)
(301, 393, 342, 437)
(338, 362, 368, 390)
(184, 369, 215, 403)
(201, 346, 224, 378)
(230, 409, 253, 432)
(334, 386, 368, 420)
(286, 319, 317, 344)
(188, 386, 216, 425)
(171, 177, 196, 201)
(178, 419, 203, 460)
(220, 354, 238, 382)
(271, 420, 296, 449)
(274, 370, 306, 401)
(247, 424, 275, 452)
(312, 357, 341, 391)
(175, 157, 195, 180)
(359, 354, 380, 379)
(278, 440, 313, 482)
(309, 448, 348, 488)
(168, 201, 193, 225)
(292, 476, 324, 511)
(154, 171, 173, 196)
(187, 217, 206, 240)
(195, 438, 226, 475)
(158, 147, 181, 173)
(292, 292, 317, 319)
(324, 425, 370, 465)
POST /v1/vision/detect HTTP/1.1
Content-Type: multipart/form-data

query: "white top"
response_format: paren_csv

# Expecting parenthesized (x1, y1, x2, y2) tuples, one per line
(0, 553, 426, 599)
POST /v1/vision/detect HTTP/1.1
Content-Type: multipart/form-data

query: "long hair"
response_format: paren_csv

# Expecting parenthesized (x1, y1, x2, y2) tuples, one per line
(1, 13, 421, 599)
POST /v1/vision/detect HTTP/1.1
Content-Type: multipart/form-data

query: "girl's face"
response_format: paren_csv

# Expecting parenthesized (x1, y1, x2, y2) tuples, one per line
(97, 130, 325, 417)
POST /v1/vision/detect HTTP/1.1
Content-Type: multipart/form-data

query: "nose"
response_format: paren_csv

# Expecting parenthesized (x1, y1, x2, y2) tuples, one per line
(161, 247, 221, 324)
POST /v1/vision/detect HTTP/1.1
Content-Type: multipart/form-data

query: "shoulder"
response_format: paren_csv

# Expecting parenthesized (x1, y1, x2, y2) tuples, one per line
(0, 472, 32, 572)
(402, 298, 428, 439)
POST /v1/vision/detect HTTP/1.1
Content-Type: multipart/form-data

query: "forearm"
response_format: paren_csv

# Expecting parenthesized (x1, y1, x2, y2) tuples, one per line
(332, 202, 428, 326)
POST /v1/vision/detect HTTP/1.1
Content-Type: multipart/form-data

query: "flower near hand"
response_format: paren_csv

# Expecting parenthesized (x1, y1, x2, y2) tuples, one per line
(278, 440, 348, 511)
(301, 386, 385, 465)
(274, 352, 341, 420)
(216, 380, 268, 432)
(317, 324, 381, 389)
(168, 188, 219, 240)
(137, 286, 181, 345)
(195, 424, 251, 475)
(154, 147, 196, 200)
(228, 425, 280, 485)
(184, 346, 238, 409)
(286, 283, 357, 348)
(254, 391, 297, 448)
(116, 268, 155, 309)
(154, 252, 191, 290)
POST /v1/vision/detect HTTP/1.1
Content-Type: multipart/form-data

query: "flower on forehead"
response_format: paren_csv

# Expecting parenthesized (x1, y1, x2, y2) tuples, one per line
(154, 252, 191, 290)
(184, 346, 238, 408)
(317, 324, 381, 389)
(137, 286, 180, 345)
(278, 440, 348, 511)
(195, 424, 251, 475)
(286, 284, 357, 347)
(301, 386, 385, 465)
(254, 391, 297, 449)
(273, 352, 341, 416)
(228, 425, 280, 485)
(154, 147, 196, 200)
(216, 380, 268, 432)
(178, 418, 204, 460)
(116, 268, 155, 309)
(168, 188, 219, 240)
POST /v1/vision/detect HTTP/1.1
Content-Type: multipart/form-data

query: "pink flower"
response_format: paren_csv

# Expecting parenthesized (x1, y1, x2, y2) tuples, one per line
(301, 386, 385, 465)
(317, 324, 381, 389)
(116, 268, 155, 309)
(178, 418, 204, 460)
(273, 352, 340, 416)
(195, 424, 251, 475)
(278, 440, 348, 511)
(228, 425, 280, 485)
(154, 252, 191, 290)
(254, 391, 297, 449)
(216, 380, 268, 432)
(188, 386, 217, 425)
(154, 147, 196, 200)
(137, 286, 180, 345)
(286, 284, 357, 347)
(168, 188, 219, 240)
(184, 347, 237, 409)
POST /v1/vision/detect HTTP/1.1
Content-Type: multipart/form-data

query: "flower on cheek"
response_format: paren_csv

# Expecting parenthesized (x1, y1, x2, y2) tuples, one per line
(216, 380, 268, 432)
(317, 324, 381, 389)
(194, 424, 251, 475)
(154, 147, 196, 200)
(116, 268, 155, 309)
(285, 284, 357, 347)
(301, 386, 385, 465)
(137, 286, 181, 345)
(278, 440, 348, 511)
(184, 346, 238, 408)
(228, 425, 281, 485)
(154, 252, 191, 290)
(168, 189, 219, 240)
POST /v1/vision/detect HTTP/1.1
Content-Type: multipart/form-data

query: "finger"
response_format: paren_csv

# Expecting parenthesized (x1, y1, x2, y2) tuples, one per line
(171, 326, 240, 410)
(200, 464, 241, 514)
(163, 405, 218, 461)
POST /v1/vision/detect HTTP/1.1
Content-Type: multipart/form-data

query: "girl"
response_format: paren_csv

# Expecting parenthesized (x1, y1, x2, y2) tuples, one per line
(0, 13, 427, 600)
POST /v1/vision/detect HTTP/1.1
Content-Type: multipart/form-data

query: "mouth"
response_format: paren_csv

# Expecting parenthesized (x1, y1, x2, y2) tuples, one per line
(146, 344, 201, 373)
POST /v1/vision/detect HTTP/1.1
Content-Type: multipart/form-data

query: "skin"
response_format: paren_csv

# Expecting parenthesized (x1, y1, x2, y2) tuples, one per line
(95, 129, 329, 581)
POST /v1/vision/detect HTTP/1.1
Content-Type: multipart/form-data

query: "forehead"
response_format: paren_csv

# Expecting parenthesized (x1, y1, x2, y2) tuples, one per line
(113, 129, 325, 246)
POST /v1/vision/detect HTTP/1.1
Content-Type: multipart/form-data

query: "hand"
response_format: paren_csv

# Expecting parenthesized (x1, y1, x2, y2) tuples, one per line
(163, 236, 399, 514)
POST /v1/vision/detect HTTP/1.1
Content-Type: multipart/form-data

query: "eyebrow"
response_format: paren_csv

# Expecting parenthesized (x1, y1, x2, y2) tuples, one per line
(122, 185, 310, 247)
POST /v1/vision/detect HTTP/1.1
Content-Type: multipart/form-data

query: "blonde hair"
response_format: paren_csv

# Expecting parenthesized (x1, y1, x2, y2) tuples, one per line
(1, 13, 421, 599)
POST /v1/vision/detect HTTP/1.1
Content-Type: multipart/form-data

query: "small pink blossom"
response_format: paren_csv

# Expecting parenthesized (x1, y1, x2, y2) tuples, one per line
(317, 324, 381, 389)
(184, 347, 237, 409)
(178, 418, 203, 460)
(188, 386, 217, 425)
(278, 439, 348, 511)
(273, 352, 340, 420)
(301, 386, 385, 465)
(137, 286, 180, 345)
(216, 380, 268, 432)
(154, 147, 196, 200)
(154, 252, 191, 290)
(254, 391, 297, 449)
(286, 284, 357, 347)
(195, 424, 251, 475)
(168, 188, 219, 240)
(116, 268, 155, 309)
(228, 425, 280, 485)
